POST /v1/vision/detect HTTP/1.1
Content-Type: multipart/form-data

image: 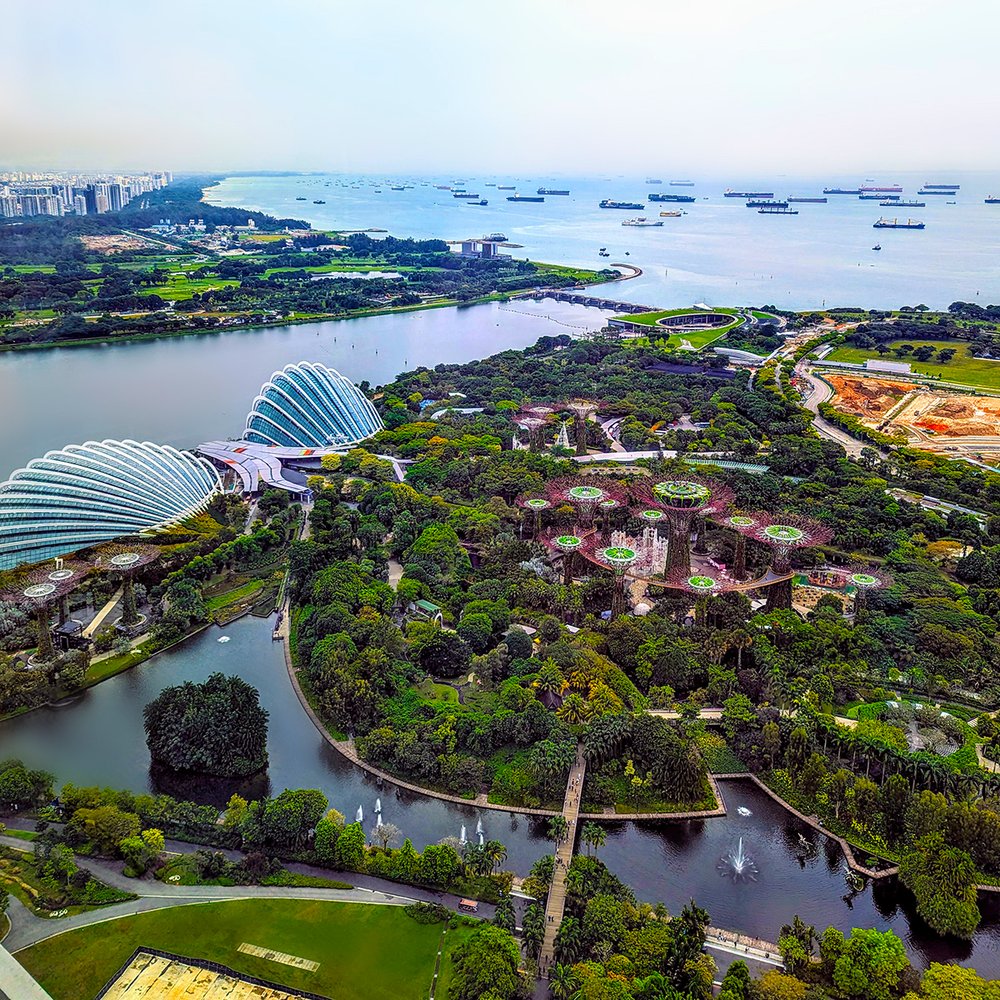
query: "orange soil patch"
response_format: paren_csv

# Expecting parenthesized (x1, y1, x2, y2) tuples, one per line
(827, 374, 915, 422)
(79, 234, 160, 254)
(896, 392, 1000, 438)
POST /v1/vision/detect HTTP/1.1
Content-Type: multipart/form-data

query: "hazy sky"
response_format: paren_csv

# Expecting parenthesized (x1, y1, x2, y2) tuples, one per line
(3, 0, 997, 175)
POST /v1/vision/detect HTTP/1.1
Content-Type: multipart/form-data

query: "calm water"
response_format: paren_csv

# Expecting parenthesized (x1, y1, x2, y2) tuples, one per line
(0, 299, 611, 476)
(1, 614, 998, 974)
(211, 171, 1000, 312)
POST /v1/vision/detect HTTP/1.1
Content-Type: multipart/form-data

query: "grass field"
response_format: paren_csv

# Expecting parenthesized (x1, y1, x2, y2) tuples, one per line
(416, 677, 459, 704)
(614, 307, 742, 350)
(17, 899, 474, 1000)
(826, 339, 1000, 390)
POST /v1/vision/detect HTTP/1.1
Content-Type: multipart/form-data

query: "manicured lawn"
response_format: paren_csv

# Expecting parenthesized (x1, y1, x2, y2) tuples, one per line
(615, 307, 742, 350)
(531, 261, 608, 282)
(17, 898, 473, 1000)
(204, 578, 265, 612)
(416, 677, 459, 704)
(147, 273, 240, 299)
(826, 339, 1000, 390)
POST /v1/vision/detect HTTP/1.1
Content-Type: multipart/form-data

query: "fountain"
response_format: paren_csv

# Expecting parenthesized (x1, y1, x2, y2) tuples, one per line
(479, 832, 484, 846)
(460, 825, 467, 846)
(737, 806, 752, 817)
(356, 805, 363, 823)
(376, 813, 383, 828)
(476, 817, 483, 836)
(375, 797, 382, 814)
(718, 837, 758, 881)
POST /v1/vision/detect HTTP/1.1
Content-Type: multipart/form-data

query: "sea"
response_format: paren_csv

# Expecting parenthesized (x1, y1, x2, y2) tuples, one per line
(208, 171, 1000, 312)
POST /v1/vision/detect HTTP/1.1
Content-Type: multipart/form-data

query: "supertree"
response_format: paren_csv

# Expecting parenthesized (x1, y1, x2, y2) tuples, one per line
(582, 534, 638, 618)
(517, 495, 552, 539)
(514, 415, 549, 453)
(630, 477, 734, 575)
(544, 477, 628, 532)
(841, 565, 893, 615)
(563, 400, 599, 456)
(750, 514, 833, 610)
(2, 563, 85, 664)
(94, 543, 159, 631)
(541, 531, 585, 586)
(664, 566, 737, 625)
(724, 513, 769, 581)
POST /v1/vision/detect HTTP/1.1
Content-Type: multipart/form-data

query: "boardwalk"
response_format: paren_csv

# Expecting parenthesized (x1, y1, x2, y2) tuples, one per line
(537, 745, 587, 978)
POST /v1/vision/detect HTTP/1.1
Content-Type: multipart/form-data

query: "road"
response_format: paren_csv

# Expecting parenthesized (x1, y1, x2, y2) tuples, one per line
(796, 365, 874, 458)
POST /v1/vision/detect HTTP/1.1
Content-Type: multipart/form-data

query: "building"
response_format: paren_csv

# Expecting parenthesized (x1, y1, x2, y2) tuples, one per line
(244, 362, 384, 448)
(0, 440, 220, 571)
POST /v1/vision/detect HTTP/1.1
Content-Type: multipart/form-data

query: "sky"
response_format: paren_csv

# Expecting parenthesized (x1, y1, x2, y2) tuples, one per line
(3, 0, 998, 175)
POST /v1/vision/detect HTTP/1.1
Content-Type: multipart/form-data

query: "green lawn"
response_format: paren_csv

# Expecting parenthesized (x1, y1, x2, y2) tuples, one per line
(147, 273, 240, 299)
(614, 307, 742, 350)
(17, 898, 474, 1000)
(416, 677, 460, 704)
(825, 339, 1000, 390)
(204, 578, 265, 612)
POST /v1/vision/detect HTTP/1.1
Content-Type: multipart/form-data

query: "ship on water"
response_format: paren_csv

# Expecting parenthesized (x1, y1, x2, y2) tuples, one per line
(924, 183, 960, 190)
(873, 218, 925, 229)
(670, 180, 695, 186)
(537, 187, 570, 195)
(453, 192, 480, 199)
(886, 200, 925, 207)
(824, 187, 862, 195)
(724, 189, 774, 198)
(659, 210, 682, 217)
(622, 217, 664, 227)
(759, 205, 798, 215)
(860, 193, 899, 200)
(918, 188, 956, 196)
(860, 185, 903, 192)
(987, 197, 1000, 204)
(497, 185, 515, 190)
(391, 185, 405, 191)
(434, 185, 451, 190)
(787, 197, 828, 203)
(646, 178, 663, 184)
(648, 193, 696, 203)
(600, 199, 644, 210)
(507, 194, 544, 202)
(747, 199, 788, 209)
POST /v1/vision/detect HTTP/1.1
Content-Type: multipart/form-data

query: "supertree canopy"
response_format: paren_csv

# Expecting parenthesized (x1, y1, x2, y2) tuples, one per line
(841, 565, 893, 613)
(516, 495, 552, 538)
(94, 543, 159, 630)
(750, 514, 833, 610)
(514, 415, 549, 453)
(2, 562, 86, 663)
(581, 533, 638, 617)
(725, 512, 768, 580)
(544, 477, 628, 529)
(540, 530, 585, 585)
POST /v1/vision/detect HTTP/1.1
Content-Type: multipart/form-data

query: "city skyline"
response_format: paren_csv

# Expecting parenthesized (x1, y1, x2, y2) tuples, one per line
(4, 0, 998, 175)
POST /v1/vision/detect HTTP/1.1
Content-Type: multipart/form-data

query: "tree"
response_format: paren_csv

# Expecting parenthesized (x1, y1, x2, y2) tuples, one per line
(548, 814, 568, 842)
(832, 927, 909, 1000)
(899, 833, 980, 938)
(548, 963, 581, 1000)
(457, 613, 494, 654)
(371, 821, 402, 850)
(580, 821, 606, 856)
(449, 925, 521, 1000)
(143, 673, 268, 777)
(335, 822, 367, 871)
(717, 959, 751, 1000)
(753, 970, 808, 1000)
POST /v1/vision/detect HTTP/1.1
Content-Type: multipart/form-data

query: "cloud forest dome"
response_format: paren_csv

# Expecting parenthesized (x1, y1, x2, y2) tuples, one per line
(243, 362, 384, 449)
(0, 440, 220, 571)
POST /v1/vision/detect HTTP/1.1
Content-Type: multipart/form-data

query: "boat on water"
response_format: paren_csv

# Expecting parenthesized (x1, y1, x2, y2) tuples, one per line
(986, 197, 1000, 204)
(622, 217, 663, 226)
(600, 199, 644, 210)
(312, 199, 326, 204)
(918, 188, 955, 196)
(484, 182, 496, 187)
(924, 183, 960, 190)
(747, 198, 788, 208)
(873, 218, 925, 229)
(659, 210, 682, 217)
(724, 189, 773, 198)
(295, 196, 307, 200)
(497, 185, 515, 190)
(486, 232, 507, 241)
(670, 180, 695, 186)
(537, 187, 570, 195)
(453, 192, 480, 198)
(758, 205, 798, 215)
(885, 200, 925, 207)
(787, 196, 827, 203)
(649, 193, 695, 203)
(860, 193, 898, 200)
(466, 199, 488, 206)
(872, 244, 881, 251)
(507, 194, 544, 202)
(860, 184, 903, 192)
(824, 187, 862, 195)
(434, 185, 451, 190)
(391, 185, 405, 191)
(646, 178, 663, 184)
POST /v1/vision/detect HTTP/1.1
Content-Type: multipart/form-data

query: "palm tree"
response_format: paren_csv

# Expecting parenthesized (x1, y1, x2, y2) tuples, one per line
(580, 821, 606, 856)
(535, 660, 567, 698)
(484, 838, 507, 874)
(548, 963, 580, 1000)
(548, 815, 568, 843)
(558, 693, 589, 725)
(554, 915, 584, 965)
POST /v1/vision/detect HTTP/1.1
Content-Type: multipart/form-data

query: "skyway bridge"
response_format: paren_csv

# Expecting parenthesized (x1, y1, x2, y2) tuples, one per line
(515, 288, 658, 312)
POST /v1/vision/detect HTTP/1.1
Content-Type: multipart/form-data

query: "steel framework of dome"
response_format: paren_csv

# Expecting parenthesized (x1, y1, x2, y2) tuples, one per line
(243, 361, 384, 448)
(0, 440, 220, 571)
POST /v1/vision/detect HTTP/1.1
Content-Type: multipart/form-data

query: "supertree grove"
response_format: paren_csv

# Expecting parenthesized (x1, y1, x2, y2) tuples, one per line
(750, 514, 833, 610)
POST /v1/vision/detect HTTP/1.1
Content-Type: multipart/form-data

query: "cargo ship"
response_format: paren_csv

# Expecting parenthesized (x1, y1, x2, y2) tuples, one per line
(622, 217, 664, 226)
(453, 192, 480, 199)
(466, 199, 488, 206)
(924, 183, 960, 190)
(659, 210, 682, 217)
(507, 194, 544, 202)
(873, 218, 925, 229)
(434, 185, 451, 190)
(823, 187, 862, 195)
(670, 180, 695, 186)
(747, 199, 788, 208)
(600, 199, 644, 210)
(986, 197, 1000, 204)
(646, 178, 663, 184)
(295, 196, 307, 200)
(648, 193, 696, 203)
(885, 200, 925, 207)
(860, 185, 903, 192)
(787, 197, 828, 203)
(497, 185, 515, 190)
(537, 188, 570, 195)
(918, 188, 955, 196)
(759, 205, 798, 215)
(860, 193, 898, 200)
(724, 189, 773, 198)
(391, 185, 405, 191)
(312, 199, 325, 204)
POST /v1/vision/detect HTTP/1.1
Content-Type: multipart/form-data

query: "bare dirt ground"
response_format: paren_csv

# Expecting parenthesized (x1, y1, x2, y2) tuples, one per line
(894, 392, 1000, 438)
(826, 374, 915, 422)
(78, 233, 161, 254)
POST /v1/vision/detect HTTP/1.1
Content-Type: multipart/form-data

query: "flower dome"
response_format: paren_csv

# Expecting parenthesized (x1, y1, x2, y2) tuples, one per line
(243, 362, 383, 448)
(0, 440, 220, 570)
